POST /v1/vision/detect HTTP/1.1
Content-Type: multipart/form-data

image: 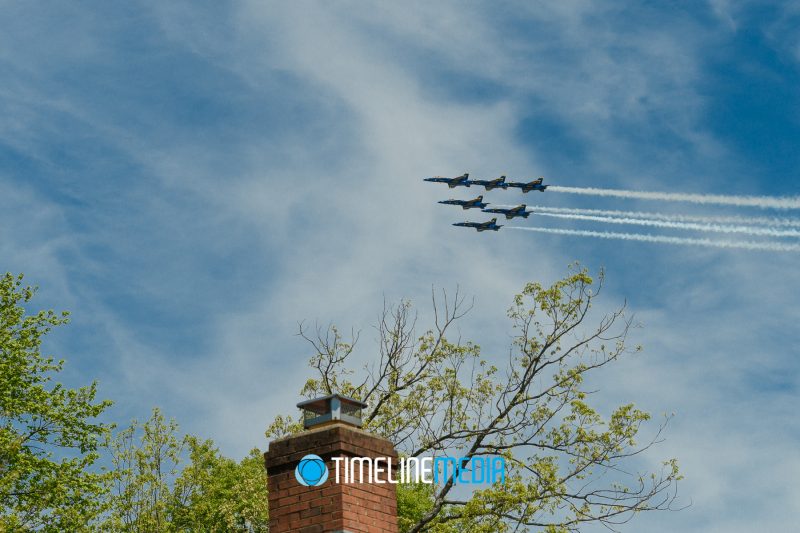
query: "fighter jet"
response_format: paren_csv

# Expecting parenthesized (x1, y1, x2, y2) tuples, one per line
(438, 195, 488, 210)
(470, 175, 508, 191)
(452, 217, 503, 232)
(482, 204, 529, 219)
(507, 177, 548, 193)
(424, 173, 470, 188)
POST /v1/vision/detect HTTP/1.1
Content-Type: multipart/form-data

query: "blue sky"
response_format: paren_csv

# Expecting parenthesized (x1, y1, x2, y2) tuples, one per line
(2, 1, 799, 530)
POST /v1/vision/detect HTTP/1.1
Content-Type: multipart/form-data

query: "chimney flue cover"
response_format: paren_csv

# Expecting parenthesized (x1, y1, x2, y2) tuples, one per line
(297, 393, 367, 429)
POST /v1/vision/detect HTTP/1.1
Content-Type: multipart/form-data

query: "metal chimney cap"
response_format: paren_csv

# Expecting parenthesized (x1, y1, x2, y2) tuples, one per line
(297, 393, 367, 429)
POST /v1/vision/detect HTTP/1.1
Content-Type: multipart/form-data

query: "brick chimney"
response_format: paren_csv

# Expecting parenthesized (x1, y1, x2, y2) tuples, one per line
(264, 394, 399, 533)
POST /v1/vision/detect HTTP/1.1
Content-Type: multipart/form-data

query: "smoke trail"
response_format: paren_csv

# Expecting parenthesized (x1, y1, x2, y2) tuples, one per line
(508, 226, 800, 252)
(533, 212, 800, 238)
(548, 186, 800, 210)
(491, 205, 800, 228)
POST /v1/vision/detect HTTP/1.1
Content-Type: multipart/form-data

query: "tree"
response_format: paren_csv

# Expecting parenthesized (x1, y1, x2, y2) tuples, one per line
(104, 408, 183, 532)
(267, 265, 682, 532)
(171, 440, 269, 532)
(103, 408, 269, 532)
(0, 273, 113, 531)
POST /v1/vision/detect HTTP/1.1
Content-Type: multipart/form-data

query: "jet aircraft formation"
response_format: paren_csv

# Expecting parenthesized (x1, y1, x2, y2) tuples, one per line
(424, 173, 548, 232)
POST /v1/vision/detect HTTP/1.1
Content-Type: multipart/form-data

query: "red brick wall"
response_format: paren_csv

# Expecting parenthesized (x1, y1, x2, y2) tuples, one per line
(265, 423, 399, 533)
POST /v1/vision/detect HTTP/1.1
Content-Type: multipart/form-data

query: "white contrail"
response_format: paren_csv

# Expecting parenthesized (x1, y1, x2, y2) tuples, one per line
(492, 205, 800, 228)
(532, 212, 800, 238)
(548, 185, 800, 210)
(508, 226, 800, 252)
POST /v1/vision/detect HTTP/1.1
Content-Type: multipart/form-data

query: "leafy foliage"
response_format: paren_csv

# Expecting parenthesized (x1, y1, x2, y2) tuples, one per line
(102, 408, 268, 532)
(171, 441, 269, 532)
(0, 273, 112, 531)
(396, 482, 460, 533)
